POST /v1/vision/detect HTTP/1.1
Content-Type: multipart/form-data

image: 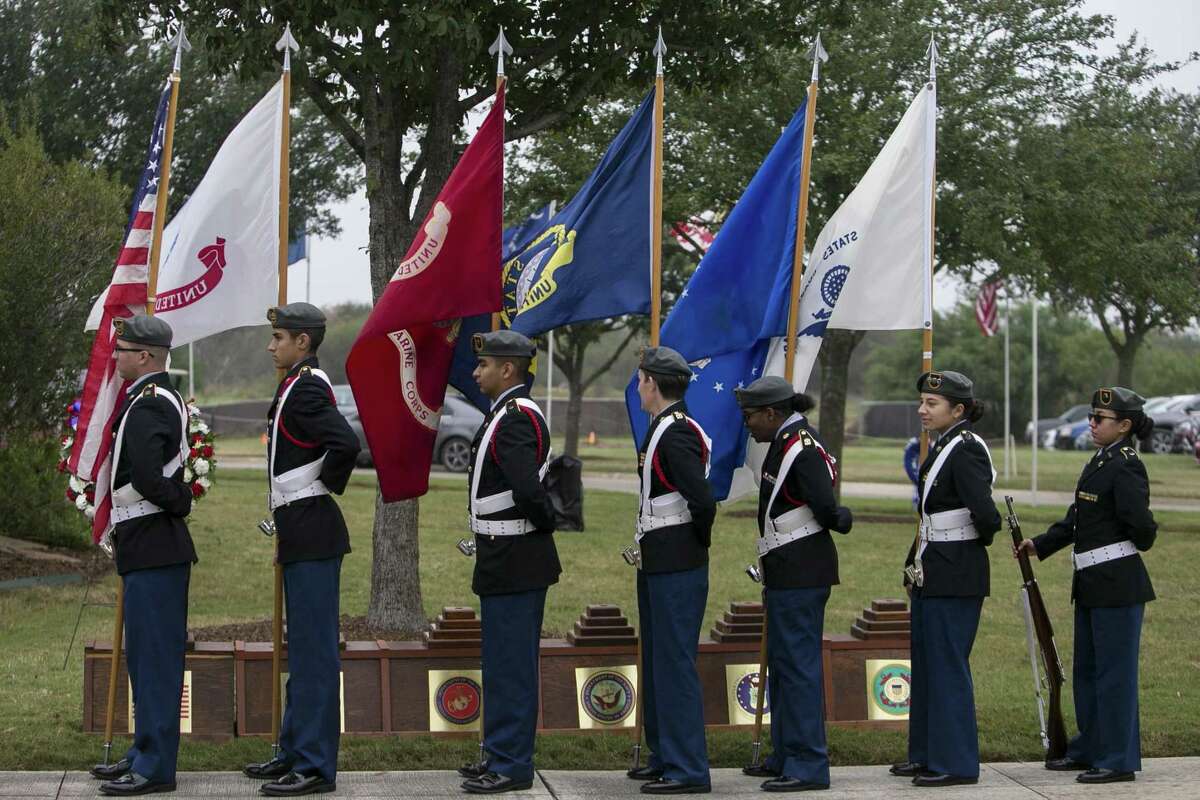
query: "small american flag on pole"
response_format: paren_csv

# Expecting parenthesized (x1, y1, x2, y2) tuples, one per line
(69, 82, 172, 543)
(975, 279, 1002, 338)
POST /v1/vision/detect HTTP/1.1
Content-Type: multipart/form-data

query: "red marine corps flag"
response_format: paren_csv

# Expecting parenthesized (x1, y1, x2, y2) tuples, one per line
(346, 85, 505, 501)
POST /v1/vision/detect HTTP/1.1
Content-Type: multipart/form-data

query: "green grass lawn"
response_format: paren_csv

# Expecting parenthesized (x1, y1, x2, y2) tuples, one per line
(4, 469, 1196, 770)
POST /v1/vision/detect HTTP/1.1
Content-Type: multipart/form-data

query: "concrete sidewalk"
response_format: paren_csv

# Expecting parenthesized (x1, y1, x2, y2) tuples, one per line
(6, 761, 1195, 799)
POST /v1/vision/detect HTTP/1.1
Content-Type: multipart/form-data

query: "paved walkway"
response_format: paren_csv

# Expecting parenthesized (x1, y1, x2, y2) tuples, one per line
(6, 762, 1196, 799)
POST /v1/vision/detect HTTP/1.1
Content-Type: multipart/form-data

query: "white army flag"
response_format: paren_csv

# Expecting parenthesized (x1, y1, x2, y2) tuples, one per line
(728, 80, 936, 499)
(88, 80, 283, 345)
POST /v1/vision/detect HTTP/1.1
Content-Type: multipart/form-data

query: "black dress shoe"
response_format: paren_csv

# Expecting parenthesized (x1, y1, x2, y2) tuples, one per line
(640, 778, 712, 794)
(91, 758, 132, 780)
(459, 759, 490, 779)
(260, 772, 336, 796)
(761, 777, 829, 792)
(462, 772, 534, 794)
(628, 765, 665, 780)
(1076, 768, 1135, 784)
(742, 764, 781, 778)
(912, 773, 978, 787)
(1045, 757, 1090, 771)
(99, 773, 176, 796)
(244, 756, 294, 779)
(888, 762, 924, 777)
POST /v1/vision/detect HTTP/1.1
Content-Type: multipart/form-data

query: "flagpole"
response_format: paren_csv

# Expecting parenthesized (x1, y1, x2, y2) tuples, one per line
(270, 22, 299, 759)
(919, 37, 938, 464)
(1003, 294, 1011, 478)
(101, 24, 189, 769)
(781, 34, 827, 383)
(748, 32, 827, 770)
(648, 28, 666, 347)
(1031, 293, 1039, 505)
(490, 28, 512, 334)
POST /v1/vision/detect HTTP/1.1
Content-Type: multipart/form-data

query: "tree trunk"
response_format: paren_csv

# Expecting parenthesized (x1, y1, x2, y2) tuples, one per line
(564, 374, 585, 458)
(817, 329, 866, 502)
(1113, 333, 1144, 388)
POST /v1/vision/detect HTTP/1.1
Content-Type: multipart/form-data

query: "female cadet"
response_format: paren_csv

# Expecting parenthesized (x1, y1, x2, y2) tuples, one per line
(1015, 387, 1157, 784)
(892, 370, 1000, 788)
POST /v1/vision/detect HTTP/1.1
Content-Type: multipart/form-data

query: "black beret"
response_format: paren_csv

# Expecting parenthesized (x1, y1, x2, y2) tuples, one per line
(735, 376, 795, 409)
(267, 302, 326, 330)
(472, 329, 536, 359)
(1092, 386, 1144, 413)
(113, 315, 172, 349)
(638, 346, 692, 378)
(917, 370, 973, 400)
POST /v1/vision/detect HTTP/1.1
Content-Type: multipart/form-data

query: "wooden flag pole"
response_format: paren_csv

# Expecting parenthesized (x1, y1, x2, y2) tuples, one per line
(630, 28, 668, 774)
(489, 28, 512, 334)
(750, 34, 827, 769)
(270, 22, 299, 758)
(102, 25, 189, 767)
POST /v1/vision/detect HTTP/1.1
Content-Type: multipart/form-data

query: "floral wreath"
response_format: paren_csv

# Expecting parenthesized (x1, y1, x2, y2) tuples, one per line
(59, 395, 217, 524)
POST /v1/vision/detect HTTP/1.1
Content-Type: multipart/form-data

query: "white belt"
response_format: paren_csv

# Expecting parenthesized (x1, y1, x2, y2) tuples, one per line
(1073, 540, 1136, 570)
(269, 480, 330, 511)
(919, 507, 979, 542)
(757, 505, 822, 557)
(111, 499, 164, 524)
(469, 517, 537, 537)
(635, 491, 692, 540)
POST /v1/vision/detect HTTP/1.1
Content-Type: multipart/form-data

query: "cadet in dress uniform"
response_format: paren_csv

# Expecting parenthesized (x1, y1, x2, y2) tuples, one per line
(244, 303, 360, 797)
(626, 347, 716, 795)
(457, 330, 559, 795)
(891, 371, 1000, 788)
(1015, 387, 1157, 784)
(91, 316, 196, 797)
(735, 377, 852, 793)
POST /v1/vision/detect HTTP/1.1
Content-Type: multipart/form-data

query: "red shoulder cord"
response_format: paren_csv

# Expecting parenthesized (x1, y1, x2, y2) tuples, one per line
(651, 418, 708, 492)
(490, 405, 545, 465)
(276, 375, 320, 449)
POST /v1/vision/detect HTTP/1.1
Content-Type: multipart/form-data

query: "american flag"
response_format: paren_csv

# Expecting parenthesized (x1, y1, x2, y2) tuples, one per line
(69, 82, 173, 543)
(974, 279, 1002, 338)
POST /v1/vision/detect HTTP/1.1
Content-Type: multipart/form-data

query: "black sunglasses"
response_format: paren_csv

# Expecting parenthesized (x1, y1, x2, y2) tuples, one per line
(1087, 412, 1119, 423)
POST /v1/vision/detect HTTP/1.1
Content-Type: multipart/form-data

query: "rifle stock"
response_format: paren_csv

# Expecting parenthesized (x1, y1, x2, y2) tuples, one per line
(1005, 495, 1069, 760)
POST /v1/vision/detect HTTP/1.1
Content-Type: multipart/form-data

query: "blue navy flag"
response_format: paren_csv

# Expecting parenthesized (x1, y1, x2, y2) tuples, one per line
(448, 205, 558, 411)
(506, 91, 654, 335)
(625, 98, 810, 500)
(287, 232, 306, 265)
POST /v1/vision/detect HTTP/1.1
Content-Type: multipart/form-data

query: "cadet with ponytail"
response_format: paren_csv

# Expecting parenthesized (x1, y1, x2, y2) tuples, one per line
(1015, 387, 1158, 784)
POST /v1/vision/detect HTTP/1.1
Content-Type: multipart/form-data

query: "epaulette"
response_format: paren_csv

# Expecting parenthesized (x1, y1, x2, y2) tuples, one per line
(506, 398, 520, 413)
(799, 431, 814, 448)
(673, 411, 685, 421)
(298, 365, 312, 376)
(962, 430, 976, 442)
(140, 383, 158, 398)
(1120, 446, 1138, 460)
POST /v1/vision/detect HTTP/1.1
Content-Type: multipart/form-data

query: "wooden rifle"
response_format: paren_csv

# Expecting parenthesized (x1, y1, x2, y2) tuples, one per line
(1005, 495, 1068, 760)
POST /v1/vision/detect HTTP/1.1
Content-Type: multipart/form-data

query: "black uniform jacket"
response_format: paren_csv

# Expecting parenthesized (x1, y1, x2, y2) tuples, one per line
(757, 417, 852, 590)
(1033, 436, 1156, 607)
(903, 421, 1001, 597)
(469, 384, 560, 596)
(268, 357, 360, 564)
(637, 401, 717, 574)
(112, 372, 197, 576)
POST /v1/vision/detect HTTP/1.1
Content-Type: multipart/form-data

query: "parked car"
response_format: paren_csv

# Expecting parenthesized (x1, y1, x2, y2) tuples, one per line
(1171, 414, 1200, 463)
(1141, 394, 1200, 454)
(1027, 404, 1089, 447)
(333, 385, 484, 472)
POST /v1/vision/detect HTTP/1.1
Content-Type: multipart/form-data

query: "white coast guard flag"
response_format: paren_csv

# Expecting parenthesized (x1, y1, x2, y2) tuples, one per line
(728, 81, 936, 498)
(88, 80, 283, 345)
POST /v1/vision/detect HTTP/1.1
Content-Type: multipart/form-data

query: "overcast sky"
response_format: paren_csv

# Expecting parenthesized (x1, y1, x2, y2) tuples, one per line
(287, 0, 1199, 311)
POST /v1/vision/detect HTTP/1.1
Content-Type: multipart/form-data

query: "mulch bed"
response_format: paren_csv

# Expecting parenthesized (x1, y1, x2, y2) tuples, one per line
(0, 546, 113, 582)
(191, 615, 424, 642)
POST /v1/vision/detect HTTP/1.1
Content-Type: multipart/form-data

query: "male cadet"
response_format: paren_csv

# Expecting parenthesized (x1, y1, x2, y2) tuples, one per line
(244, 303, 360, 797)
(91, 316, 196, 796)
(628, 346, 716, 795)
(457, 330, 559, 794)
(735, 377, 852, 792)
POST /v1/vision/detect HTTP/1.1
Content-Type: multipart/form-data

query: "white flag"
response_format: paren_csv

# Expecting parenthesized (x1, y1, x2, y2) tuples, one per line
(728, 81, 936, 499)
(88, 80, 283, 345)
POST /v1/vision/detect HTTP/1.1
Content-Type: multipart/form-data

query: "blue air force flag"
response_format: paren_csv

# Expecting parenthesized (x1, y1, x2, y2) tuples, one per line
(506, 92, 655, 335)
(625, 98, 811, 500)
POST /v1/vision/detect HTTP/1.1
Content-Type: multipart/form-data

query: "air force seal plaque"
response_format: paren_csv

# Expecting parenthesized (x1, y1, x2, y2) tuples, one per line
(574, 665, 637, 729)
(725, 663, 770, 725)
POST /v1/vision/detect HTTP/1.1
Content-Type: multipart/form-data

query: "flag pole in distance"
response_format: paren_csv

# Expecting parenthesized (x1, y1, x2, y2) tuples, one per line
(750, 33, 828, 771)
(489, 28, 512, 333)
(631, 27, 668, 773)
(270, 21, 299, 759)
(101, 23, 189, 769)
